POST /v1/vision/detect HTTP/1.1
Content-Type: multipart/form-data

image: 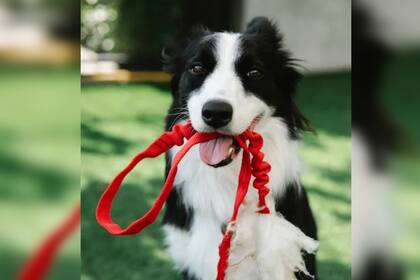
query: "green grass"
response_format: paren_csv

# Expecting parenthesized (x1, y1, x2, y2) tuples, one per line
(81, 73, 351, 280)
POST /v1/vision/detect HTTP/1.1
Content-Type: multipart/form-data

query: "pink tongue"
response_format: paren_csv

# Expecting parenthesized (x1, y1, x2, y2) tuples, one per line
(199, 136, 233, 166)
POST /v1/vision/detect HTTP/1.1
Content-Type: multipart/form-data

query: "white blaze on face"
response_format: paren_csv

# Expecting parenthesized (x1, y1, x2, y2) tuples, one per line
(188, 32, 271, 135)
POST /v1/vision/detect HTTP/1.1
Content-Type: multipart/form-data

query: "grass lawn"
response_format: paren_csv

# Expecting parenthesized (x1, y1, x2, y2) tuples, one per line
(81, 72, 351, 280)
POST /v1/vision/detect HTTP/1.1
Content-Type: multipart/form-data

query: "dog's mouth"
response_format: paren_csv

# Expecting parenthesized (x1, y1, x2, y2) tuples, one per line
(199, 137, 240, 167)
(199, 115, 262, 168)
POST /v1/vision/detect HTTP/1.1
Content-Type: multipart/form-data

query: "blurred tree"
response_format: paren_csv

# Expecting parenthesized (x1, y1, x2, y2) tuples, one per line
(117, 0, 180, 69)
(81, 0, 119, 52)
(81, 0, 236, 70)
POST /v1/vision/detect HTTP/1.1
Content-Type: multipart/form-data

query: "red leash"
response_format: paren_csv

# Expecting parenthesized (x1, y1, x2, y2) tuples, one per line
(96, 122, 271, 279)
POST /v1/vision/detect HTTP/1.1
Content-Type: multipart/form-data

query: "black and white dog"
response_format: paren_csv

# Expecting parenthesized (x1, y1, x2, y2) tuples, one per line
(162, 17, 318, 280)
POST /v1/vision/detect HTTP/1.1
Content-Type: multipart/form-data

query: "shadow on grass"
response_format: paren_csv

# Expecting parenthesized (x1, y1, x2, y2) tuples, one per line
(333, 211, 351, 222)
(136, 114, 168, 127)
(318, 167, 351, 186)
(306, 166, 351, 206)
(0, 154, 75, 201)
(82, 177, 181, 280)
(307, 187, 350, 205)
(302, 134, 325, 149)
(318, 259, 351, 280)
(306, 165, 351, 237)
(81, 123, 132, 155)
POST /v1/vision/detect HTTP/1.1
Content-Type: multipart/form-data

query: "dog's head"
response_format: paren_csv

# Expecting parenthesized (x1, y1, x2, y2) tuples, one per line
(164, 17, 309, 167)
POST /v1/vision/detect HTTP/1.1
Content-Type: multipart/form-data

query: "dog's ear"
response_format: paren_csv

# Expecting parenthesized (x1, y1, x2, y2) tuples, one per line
(277, 61, 312, 134)
(161, 47, 177, 73)
(278, 61, 302, 96)
(187, 25, 212, 41)
(162, 25, 212, 100)
(245, 17, 282, 45)
(246, 19, 302, 110)
(279, 64, 312, 135)
(162, 25, 211, 73)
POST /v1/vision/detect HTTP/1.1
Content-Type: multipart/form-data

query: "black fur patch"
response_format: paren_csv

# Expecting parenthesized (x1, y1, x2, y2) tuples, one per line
(162, 153, 194, 230)
(162, 184, 194, 230)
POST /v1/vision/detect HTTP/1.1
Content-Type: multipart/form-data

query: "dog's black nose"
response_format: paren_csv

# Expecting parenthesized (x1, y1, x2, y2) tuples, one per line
(202, 100, 233, 128)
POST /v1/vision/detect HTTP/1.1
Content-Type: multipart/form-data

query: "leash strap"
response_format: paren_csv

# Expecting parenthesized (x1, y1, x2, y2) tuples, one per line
(96, 122, 271, 279)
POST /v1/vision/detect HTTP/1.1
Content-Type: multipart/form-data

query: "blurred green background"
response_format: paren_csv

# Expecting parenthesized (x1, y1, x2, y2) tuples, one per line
(81, 72, 351, 280)
(381, 52, 420, 279)
(0, 67, 80, 280)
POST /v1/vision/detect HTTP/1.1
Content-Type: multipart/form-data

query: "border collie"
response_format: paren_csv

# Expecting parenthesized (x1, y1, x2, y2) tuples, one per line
(161, 17, 318, 280)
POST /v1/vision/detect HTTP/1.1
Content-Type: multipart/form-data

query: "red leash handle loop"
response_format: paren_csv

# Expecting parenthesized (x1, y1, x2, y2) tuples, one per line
(96, 123, 272, 280)
(96, 122, 220, 235)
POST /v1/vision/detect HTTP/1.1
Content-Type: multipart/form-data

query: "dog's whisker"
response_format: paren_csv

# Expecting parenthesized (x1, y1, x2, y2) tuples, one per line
(168, 112, 189, 129)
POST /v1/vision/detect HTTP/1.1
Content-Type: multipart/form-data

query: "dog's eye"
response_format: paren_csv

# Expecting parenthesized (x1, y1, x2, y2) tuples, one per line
(246, 68, 264, 80)
(189, 64, 207, 75)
